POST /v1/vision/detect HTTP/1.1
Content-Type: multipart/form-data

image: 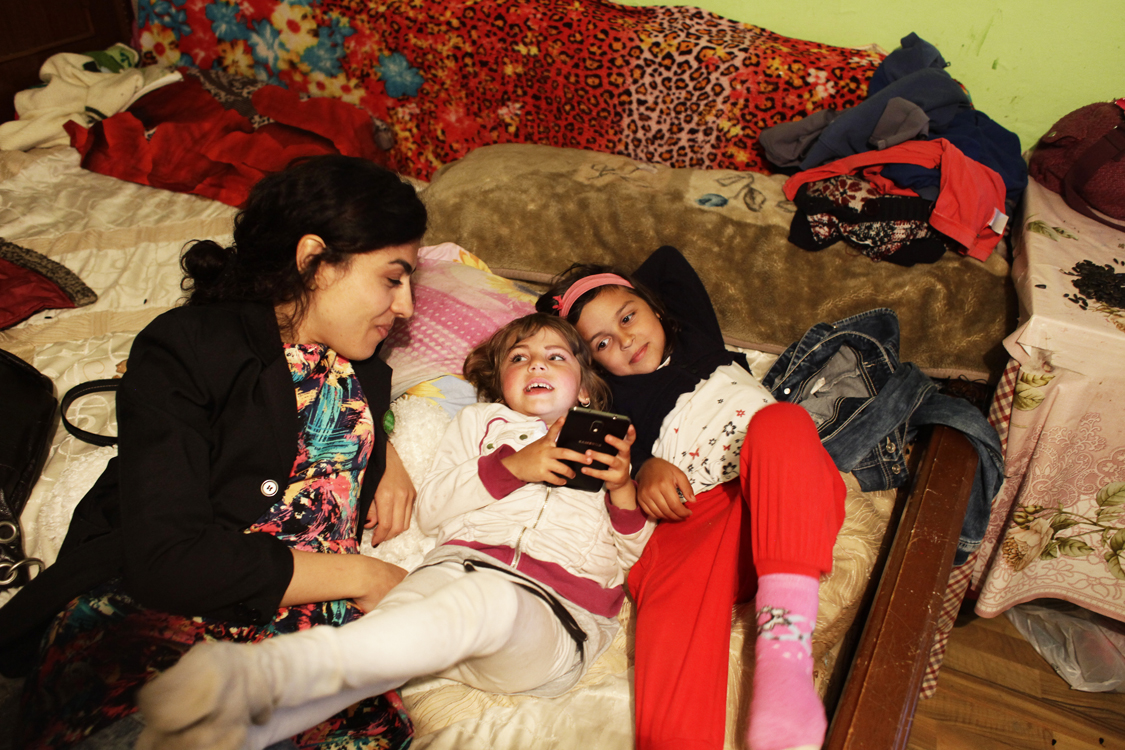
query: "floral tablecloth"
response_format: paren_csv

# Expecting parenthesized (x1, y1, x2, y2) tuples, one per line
(971, 178, 1125, 622)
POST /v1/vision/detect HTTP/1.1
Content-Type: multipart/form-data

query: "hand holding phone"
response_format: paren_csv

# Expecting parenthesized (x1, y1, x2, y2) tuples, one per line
(555, 407, 632, 492)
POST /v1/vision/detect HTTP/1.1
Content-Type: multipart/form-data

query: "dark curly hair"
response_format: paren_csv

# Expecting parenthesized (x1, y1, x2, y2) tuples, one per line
(180, 155, 427, 333)
(534, 263, 678, 360)
(463, 314, 611, 411)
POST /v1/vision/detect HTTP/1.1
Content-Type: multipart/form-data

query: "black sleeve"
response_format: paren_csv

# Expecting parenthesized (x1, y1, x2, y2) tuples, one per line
(353, 356, 392, 542)
(116, 311, 293, 624)
(632, 245, 725, 345)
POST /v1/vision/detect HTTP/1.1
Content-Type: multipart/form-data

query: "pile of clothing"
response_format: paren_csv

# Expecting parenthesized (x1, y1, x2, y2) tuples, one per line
(0, 44, 182, 152)
(760, 33, 1027, 266)
(1, 45, 392, 207)
(762, 308, 1003, 565)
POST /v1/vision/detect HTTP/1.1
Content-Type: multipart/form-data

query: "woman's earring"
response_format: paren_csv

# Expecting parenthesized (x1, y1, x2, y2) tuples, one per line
(579, 397, 591, 407)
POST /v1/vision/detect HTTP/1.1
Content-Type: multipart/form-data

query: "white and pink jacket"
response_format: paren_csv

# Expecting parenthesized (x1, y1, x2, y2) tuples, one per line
(416, 402, 655, 618)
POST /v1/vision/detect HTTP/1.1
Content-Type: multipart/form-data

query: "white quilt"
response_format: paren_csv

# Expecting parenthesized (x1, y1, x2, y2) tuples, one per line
(0, 147, 897, 749)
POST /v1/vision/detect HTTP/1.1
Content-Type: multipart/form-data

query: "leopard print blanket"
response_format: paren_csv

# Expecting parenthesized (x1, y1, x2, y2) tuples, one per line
(135, 0, 884, 179)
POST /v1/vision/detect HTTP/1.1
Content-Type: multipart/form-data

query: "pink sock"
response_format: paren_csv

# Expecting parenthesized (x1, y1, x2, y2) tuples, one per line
(747, 573, 826, 750)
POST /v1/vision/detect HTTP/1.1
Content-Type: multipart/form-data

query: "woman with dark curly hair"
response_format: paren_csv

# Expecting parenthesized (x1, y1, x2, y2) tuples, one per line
(0, 155, 427, 750)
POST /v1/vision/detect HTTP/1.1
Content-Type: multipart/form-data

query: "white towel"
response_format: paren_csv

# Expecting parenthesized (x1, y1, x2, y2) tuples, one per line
(0, 49, 182, 151)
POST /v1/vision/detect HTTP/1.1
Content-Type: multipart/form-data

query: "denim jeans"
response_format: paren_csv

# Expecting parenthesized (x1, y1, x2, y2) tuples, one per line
(763, 308, 1002, 565)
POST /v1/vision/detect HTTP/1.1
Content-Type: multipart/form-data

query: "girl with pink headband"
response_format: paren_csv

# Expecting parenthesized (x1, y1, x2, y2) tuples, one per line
(552, 273, 634, 318)
(537, 246, 845, 750)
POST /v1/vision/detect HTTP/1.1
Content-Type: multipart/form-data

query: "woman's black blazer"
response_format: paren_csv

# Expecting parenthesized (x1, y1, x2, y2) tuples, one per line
(0, 302, 392, 673)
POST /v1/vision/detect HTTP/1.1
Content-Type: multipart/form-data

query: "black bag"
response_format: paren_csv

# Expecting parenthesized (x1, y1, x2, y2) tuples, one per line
(60, 379, 120, 447)
(0, 350, 56, 590)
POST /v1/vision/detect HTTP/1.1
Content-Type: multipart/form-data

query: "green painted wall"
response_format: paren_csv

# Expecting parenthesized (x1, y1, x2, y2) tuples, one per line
(615, 0, 1125, 152)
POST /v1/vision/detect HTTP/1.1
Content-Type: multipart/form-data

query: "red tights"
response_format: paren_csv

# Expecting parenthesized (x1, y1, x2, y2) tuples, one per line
(628, 402, 846, 750)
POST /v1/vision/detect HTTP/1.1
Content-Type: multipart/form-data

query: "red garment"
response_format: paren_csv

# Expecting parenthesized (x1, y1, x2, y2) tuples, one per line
(0, 242, 95, 329)
(784, 139, 1008, 261)
(629, 402, 846, 750)
(65, 74, 388, 207)
(0, 258, 76, 328)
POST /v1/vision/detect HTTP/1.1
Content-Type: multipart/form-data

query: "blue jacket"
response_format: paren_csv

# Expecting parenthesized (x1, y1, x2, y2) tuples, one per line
(761, 308, 1002, 565)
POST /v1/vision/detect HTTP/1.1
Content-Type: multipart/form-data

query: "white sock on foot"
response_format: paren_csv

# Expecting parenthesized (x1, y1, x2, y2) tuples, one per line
(137, 626, 346, 750)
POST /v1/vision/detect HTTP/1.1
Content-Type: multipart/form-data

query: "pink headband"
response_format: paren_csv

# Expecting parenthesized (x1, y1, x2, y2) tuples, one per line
(553, 273, 634, 318)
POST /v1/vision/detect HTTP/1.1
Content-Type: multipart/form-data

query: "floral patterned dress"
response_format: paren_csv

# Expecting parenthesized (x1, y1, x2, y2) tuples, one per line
(18, 344, 412, 750)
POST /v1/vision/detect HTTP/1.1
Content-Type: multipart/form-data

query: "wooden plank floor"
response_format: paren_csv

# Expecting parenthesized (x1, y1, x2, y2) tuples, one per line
(907, 609, 1125, 750)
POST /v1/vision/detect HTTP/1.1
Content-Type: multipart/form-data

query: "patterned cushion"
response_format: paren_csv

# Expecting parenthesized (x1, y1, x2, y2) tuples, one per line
(0, 241, 96, 329)
(380, 243, 537, 399)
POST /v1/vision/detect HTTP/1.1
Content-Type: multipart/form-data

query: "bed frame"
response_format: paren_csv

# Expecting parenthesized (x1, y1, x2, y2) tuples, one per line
(825, 425, 977, 749)
(3, 2, 989, 744)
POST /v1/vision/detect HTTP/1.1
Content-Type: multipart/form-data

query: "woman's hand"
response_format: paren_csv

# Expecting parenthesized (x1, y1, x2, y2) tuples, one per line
(367, 442, 415, 544)
(582, 426, 638, 509)
(351, 557, 408, 613)
(636, 457, 695, 521)
(500, 415, 591, 485)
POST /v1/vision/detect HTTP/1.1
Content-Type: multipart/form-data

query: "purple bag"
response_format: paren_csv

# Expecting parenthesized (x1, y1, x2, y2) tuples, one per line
(1029, 99, 1125, 230)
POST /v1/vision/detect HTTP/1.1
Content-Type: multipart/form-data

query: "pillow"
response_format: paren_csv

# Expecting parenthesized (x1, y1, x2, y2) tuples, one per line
(380, 243, 537, 399)
(0, 240, 97, 329)
(421, 143, 1017, 381)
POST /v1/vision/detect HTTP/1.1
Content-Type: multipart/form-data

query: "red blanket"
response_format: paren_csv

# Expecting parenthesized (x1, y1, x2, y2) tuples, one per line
(67, 72, 389, 207)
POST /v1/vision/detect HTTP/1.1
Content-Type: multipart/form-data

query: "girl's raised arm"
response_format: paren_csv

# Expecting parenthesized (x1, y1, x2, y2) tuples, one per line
(633, 245, 724, 344)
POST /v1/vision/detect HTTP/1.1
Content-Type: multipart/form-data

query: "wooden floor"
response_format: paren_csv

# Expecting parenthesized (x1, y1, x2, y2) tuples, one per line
(907, 609, 1125, 750)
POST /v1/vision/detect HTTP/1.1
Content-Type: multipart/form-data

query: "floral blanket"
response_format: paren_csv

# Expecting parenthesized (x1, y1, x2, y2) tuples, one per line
(134, 0, 884, 179)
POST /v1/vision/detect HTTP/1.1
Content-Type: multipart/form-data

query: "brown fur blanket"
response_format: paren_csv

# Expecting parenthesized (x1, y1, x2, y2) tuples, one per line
(422, 144, 1016, 380)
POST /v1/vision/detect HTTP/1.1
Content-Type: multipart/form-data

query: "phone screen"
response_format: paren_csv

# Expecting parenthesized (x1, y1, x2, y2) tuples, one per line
(555, 407, 631, 492)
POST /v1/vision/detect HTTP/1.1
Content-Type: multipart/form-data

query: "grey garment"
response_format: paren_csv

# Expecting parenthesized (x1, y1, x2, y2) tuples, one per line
(759, 109, 840, 168)
(800, 67, 969, 170)
(869, 97, 930, 150)
(788, 345, 877, 426)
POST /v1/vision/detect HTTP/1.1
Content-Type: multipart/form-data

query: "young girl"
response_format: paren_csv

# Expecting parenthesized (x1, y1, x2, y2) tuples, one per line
(537, 245, 847, 750)
(135, 313, 655, 750)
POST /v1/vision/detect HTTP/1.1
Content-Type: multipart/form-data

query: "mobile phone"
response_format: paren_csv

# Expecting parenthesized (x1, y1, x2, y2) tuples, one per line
(555, 406, 632, 492)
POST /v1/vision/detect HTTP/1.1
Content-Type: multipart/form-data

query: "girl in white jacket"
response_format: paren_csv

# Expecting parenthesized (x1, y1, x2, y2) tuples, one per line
(136, 314, 655, 750)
